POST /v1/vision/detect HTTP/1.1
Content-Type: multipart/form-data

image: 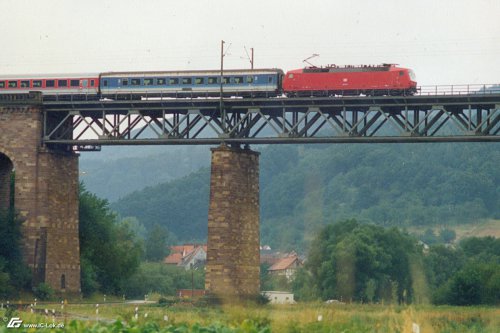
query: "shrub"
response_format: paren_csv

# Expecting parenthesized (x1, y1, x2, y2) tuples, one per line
(33, 282, 54, 300)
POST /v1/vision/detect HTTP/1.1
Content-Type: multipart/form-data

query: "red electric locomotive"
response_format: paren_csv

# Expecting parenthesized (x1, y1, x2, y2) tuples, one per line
(282, 64, 417, 96)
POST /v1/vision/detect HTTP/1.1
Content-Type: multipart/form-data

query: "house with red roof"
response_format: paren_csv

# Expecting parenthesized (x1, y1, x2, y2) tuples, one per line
(267, 253, 302, 280)
(163, 244, 207, 269)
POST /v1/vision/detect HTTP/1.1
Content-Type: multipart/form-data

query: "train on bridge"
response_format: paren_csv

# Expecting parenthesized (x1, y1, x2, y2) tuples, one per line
(0, 63, 417, 99)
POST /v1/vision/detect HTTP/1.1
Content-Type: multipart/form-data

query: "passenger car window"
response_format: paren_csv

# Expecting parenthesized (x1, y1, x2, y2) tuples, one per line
(246, 76, 254, 83)
(144, 78, 154, 86)
(131, 79, 141, 86)
(122, 79, 128, 86)
(46, 80, 55, 87)
(234, 77, 243, 84)
(8, 81, 18, 88)
(33, 80, 42, 87)
(157, 78, 166, 85)
(169, 78, 179, 85)
(182, 78, 192, 84)
(21, 81, 30, 88)
(208, 77, 218, 84)
(70, 80, 79, 87)
(0, 81, 5, 88)
(195, 78, 204, 84)
(58, 80, 68, 87)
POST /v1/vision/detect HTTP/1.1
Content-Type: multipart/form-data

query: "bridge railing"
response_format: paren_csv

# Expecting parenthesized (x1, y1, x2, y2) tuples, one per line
(37, 84, 500, 102)
(417, 84, 500, 96)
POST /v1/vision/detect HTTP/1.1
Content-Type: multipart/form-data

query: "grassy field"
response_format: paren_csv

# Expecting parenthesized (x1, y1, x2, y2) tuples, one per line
(407, 219, 500, 241)
(1, 301, 499, 332)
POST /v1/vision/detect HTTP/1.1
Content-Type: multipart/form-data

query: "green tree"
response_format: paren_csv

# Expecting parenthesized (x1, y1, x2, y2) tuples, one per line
(0, 210, 31, 296)
(145, 224, 170, 261)
(307, 220, 419, 303)
(439, 228, 456, 244)
(79, 185, 143, 295)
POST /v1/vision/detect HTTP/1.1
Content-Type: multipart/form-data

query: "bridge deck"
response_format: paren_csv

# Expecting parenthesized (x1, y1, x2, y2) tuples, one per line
(2, 92, 499, 148)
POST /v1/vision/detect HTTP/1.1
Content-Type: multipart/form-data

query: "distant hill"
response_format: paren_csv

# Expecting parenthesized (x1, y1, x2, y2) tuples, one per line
(80, 145, 210, 201)
(112, 142, 499, 251)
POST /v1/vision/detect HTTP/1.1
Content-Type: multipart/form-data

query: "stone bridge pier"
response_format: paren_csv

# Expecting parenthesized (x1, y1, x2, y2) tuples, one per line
(0, 104, 80, 292)
(205, 144, 261, 300)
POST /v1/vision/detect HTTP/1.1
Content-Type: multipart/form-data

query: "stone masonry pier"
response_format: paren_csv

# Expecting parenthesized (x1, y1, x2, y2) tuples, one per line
(205, 144, 260, 299)
(0, 104, 80, 292)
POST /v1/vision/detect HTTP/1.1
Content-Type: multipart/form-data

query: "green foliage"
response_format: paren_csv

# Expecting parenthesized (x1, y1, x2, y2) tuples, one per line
(145, 224, 171, 262)
(81, 145, 210, 202)
(112, 168, 210, 242)
(0, 210, 30, 297)
(460, 236, 500, 263)
(439, 228, 456, 243)
(424, 245, 465, 289)
(291, 267, 319, 301)
(111, 143, 499, 251)
(436, 262, 500, 305)
(426, 236, 500, 305)
(79, 184, 143, 295)
(307, 219, 419, 303)
(122, 262, 204, 298)
(32, 282, 54, 300)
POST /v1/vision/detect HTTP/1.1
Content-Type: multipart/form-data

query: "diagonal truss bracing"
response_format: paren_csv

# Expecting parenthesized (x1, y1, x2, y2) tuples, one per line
(41, 95, 500, 149)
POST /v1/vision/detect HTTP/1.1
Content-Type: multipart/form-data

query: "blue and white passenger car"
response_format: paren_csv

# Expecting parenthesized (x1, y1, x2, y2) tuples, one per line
(99, 69, 283, 98)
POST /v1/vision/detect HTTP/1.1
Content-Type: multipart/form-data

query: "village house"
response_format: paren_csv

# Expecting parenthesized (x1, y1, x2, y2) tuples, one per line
(164, 244, 207, 270)
(267, 253, 302, 280)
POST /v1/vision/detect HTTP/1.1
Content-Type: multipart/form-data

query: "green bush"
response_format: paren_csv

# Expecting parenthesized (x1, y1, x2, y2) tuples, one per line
(33, 282, 54, 300)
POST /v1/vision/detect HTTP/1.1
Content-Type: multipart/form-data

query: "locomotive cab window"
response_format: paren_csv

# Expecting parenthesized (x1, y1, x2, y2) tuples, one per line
(169, 78, 179, 85)
(131, 79, 141, 86)
(8, 81, 18, 88)
(208, 77, 218, 84)
(33, 80, 42, 88)
(399, 71, 404, 76)
(288, 73, 294, 79)
(70, 80, 79, 87)
(21, 80, 30, 88)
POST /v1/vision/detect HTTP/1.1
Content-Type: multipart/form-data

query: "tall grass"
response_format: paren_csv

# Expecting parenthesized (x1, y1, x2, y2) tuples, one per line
(1, 302, 498, 332)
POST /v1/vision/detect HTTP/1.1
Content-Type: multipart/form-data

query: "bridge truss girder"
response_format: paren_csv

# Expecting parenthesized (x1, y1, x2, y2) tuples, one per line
(42, 96, 500, 150)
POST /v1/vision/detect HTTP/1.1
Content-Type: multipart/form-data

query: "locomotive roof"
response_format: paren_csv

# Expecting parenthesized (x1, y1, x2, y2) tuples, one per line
(301, 64, 403, 73)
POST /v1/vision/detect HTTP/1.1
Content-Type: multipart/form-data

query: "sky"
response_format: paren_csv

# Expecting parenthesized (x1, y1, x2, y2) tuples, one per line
(1, 0, 499, 86)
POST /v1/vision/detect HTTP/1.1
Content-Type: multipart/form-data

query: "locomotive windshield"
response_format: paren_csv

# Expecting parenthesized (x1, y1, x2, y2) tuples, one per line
(409, 70, 416, 81)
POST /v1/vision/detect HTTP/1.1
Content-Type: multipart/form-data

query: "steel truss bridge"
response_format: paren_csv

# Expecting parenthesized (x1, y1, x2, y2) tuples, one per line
(3, 85, 500, 150)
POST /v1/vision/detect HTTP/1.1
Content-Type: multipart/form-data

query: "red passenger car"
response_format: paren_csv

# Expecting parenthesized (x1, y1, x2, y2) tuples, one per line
(0, 74, 99, 95)
(282, 64, 417, 96)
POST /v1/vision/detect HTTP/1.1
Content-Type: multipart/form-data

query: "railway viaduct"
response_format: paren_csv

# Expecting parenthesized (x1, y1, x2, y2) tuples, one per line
(0, 96, 79, 292)
(0, 90, 499, 298)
